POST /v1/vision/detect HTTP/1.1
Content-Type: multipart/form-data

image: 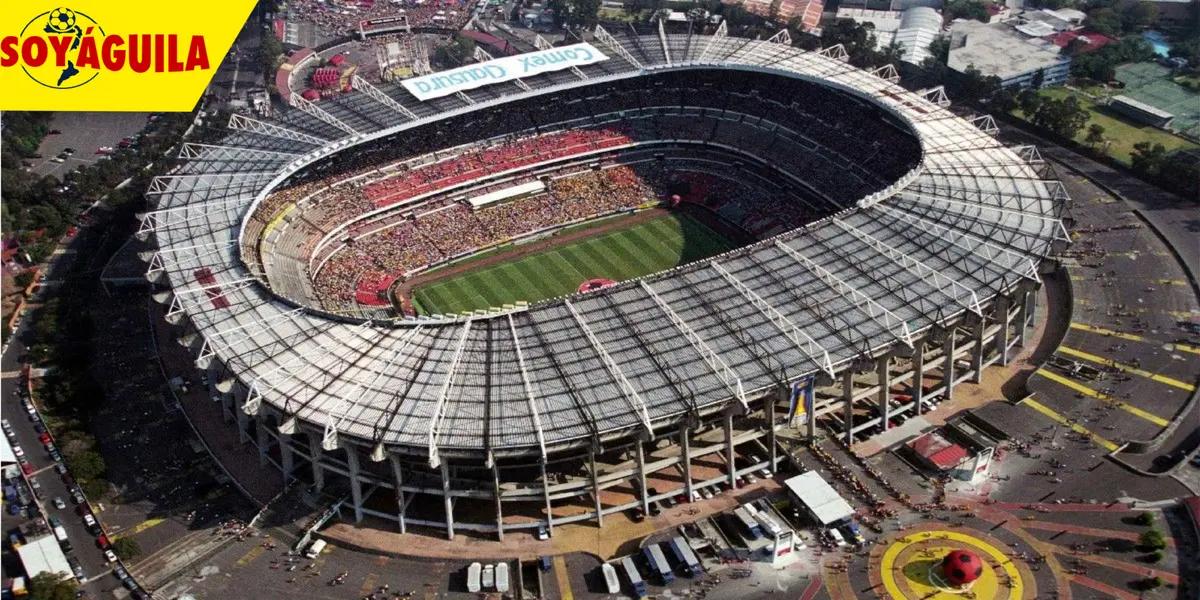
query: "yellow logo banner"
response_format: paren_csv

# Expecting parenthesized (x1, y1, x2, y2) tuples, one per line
(0, 1, 256, 111)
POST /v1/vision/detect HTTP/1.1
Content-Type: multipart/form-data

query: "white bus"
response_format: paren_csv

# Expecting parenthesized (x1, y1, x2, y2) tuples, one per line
(495, 562, 510, 593)
(466, 562, 482, 593)
(304, 539, 327, 559)
(601, 562, 620, 594)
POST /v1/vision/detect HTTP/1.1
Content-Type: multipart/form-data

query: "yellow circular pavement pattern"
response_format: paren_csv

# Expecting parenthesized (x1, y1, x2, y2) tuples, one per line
(879, 530, 1024, 600)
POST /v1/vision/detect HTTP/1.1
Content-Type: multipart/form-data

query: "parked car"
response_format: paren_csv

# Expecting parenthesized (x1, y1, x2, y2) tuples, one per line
(53, 497, 66, 510)
(104, 549, 118, 563)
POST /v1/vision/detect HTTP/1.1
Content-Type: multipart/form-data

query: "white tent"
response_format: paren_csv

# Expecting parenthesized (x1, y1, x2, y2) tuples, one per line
(783, 471, 854, 526)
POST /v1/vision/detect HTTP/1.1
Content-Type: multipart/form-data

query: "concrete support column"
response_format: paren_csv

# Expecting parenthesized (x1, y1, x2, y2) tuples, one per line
(942, 329, 957, 402)
(724, 412, 737, 489)
(995, 296, 1012, 365)
(766, 389, 778, 474)
(971, 318, 986, 384)
(635, 441, 650, 515)
(679, 426, 694, 503)
(221, 394, 234, 423)
(912, 342, 926, 416)
(588, 449, 602, 526)
(235, 401, 250, 444)
(842, 370, 854, 446)
(877, 356, 891, 430)
(492, 463, 504, 541)
(542, 460, 556, 534)
(310, 439, 325, 491)
(254, 420, 270, 467)
(345, 448, 364, 524)
(441, 460, 455, 540)
(280, 436, 294, 481)
(389, 455, 407, 534)
(1018, 288, 1035, 347)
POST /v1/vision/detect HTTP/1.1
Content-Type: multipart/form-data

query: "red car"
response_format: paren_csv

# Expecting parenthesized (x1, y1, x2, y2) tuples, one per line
(20, 461, 33, 475)
(96, 533, 110, 549)
(38, 432, 51, 444)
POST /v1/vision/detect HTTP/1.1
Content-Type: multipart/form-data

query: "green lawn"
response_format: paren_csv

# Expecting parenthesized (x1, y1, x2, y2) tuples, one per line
(1024, 87, 1199, 166)
(412, 213, 733, 315)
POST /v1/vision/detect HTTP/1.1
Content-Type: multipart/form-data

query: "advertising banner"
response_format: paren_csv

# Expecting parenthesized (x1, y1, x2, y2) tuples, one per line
(402, 43, 609, 101)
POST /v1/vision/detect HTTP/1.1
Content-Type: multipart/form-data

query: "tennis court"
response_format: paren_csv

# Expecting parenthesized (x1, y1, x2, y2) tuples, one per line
(1116, 63, 1200, 138)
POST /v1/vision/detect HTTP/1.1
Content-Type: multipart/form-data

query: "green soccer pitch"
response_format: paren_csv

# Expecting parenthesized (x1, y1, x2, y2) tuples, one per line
(411, 213, 734, 315)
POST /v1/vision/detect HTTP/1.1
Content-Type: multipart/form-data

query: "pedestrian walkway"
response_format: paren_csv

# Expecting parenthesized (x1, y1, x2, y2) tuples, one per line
(551, 555, 573, 600)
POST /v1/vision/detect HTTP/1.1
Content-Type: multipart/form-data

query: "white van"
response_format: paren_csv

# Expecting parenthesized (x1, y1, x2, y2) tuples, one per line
(305, 538, 327, 559)
(482, 563, 495, 589)
(601, 562, 620, 594)
(828, 528, 847, 547)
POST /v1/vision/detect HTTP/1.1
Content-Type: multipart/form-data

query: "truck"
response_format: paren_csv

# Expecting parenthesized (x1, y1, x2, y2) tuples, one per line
(668, 536, 702, 577)
(643, 544, 674, 585)
(601, 562, 620, 594)
(620, 556, 647, 598)
(304, 538, 326, 559)
(53, 526, 71, 552)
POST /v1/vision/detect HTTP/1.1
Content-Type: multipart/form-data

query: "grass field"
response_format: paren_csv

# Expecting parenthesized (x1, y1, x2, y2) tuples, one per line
(1017, 87, 1199, 166)
(411, 213, 733, 315)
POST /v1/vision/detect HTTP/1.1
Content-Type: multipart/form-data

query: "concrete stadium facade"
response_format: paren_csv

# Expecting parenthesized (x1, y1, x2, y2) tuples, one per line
(142, 29, 1067, 539)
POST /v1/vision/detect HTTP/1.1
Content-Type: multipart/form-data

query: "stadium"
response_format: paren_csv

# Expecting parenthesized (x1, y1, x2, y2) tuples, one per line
(141, 28, 1068, 539)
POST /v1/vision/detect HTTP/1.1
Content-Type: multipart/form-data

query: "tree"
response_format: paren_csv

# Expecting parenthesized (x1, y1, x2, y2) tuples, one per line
(1129, 141, 1167, 175)
(112, 537, 142, 560)
(1120, 1, 1157, 32)
(547, 0, 601, 29)
(1134, 512, 1155, 526)
(1032, 95, 1089, 139)
(1138, 528, 1167, 551)
(27, 572, 77, 600)
(1084, 123, 1106, 149)
(990, 86, 1019, 113)
(1085, 7, 1122, 37)
(950, 66, 1002, 104)
(1029, 68, 1046, 89)
(944, 0, 991, 22)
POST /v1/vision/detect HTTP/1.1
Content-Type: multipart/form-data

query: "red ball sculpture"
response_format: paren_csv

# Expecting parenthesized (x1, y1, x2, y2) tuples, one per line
(941, 549, 984, 587)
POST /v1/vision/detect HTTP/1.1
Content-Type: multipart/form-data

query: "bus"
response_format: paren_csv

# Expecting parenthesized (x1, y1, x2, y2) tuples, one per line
(495, 562, 510, 593)
(304, 539, 326, 559)
(466, 562, 482, 593)
(620, 556, 647, 598)
(732, 506, 763, 540)
(601, 562, 620, 594)
(643, 544, 674, 585)
(668, 536, 701, 577)
(753, 510, 784, 539)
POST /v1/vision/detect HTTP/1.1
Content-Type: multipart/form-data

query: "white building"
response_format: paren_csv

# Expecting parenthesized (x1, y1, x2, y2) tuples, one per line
(834, 6, 943, 65)
(947, 20, 1071, 88)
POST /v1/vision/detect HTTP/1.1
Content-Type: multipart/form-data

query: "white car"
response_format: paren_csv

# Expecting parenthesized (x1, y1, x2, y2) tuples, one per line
(104, 550, 118, 563)
(700, 488, 713, 500)
(12, 446, 24, 458)
(481, 564, 495, 589)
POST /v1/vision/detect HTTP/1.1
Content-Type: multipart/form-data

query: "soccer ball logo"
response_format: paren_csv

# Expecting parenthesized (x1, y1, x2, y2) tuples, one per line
(45, 8, 77, 33)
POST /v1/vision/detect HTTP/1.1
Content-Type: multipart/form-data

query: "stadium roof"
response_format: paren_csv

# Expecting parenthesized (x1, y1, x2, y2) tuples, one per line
(784, 471, 855, 525)
(144, 31, 1065, 464)
(16, 535, 72, 580)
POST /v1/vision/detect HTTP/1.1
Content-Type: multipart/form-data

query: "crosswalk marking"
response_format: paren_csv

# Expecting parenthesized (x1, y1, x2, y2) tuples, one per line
(1057, 346, 1195, 392)
(1070, 322, 1200, 355)
(1020, 395, 1120, 452)
(1037, 369, 1169, 427)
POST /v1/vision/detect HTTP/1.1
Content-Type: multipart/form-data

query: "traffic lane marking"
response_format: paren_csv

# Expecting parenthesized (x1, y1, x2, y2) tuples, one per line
(1036, 369, 1169, 428)
(1057, 345, 1195, 391)
(1020, 396, 1120, 452)
(552, 555, 573, 600)
(1070, 322, 1200, 355)
(110, 517, 166, 541)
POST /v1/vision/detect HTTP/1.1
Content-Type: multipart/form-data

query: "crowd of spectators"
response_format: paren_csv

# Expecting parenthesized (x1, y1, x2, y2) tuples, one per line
(250, 68, 924, 311)
(287, 0, 474, 38)
(311, 163, 664, 309)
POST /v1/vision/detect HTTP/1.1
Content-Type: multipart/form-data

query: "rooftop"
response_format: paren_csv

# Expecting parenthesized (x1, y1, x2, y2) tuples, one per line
(948, 20, 1069, 80)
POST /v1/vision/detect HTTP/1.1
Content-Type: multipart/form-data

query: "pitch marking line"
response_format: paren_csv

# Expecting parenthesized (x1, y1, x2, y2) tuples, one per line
(1057, 346, 1195, 392)
(1036, 369, 1169, 427)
